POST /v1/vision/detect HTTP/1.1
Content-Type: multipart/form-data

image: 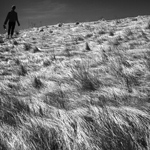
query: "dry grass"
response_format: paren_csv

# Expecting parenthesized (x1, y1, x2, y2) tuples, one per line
(1, 15, 150, 150)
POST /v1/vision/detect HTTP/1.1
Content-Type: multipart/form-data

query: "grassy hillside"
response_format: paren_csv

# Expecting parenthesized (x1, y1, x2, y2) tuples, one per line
(1, 15, 150, 150)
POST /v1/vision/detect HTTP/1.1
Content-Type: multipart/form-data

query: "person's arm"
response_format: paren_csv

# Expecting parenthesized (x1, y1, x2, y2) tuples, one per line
(16, 13, 20, 26)
(4, 12, 9, 25)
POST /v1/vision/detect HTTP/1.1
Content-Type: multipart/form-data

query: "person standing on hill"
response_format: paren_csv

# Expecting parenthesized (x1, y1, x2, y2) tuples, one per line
(3, 5, 20, 39)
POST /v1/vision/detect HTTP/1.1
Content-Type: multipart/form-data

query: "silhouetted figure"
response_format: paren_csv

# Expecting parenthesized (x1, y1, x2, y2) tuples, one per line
(3, 5, 20, 39)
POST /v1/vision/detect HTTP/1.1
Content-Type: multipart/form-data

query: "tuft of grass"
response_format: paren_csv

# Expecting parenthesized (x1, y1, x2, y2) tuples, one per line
(58, 23, 63, 27)
(49, 30, 53, 33)
(76, 22, 80, 25)
(108, 38, 120, 47)
(32, 46, 40, 53)
(70, 61, 101, 91)
(39, 28, 44, 32)
(102, 49, 109, 63)
(43, 59, 51, 67)
(75, 36, 85, 43)
(85, 42, 91, 51)
(109, 30, 115, 36)
(32, 77, 43, 89)
(32, 37, 36, 40)
(124, 28, 133, 37)
(18, 64, 27, 76)
(64, 44, 72, 57)
(51, 54, 56, 61)
(15, 30, 19, 36)
(13, 40, 18, 45)
(116, 20, 121, 24)
(132, 18, 137, 21)
(85, 33, 93, 38)
(15, 58, 21, 65)
(145, 21, 150, 29)
(24, 43, 32, 51)
(3, 46, 10, 51)
(65, 48, 71, 57)
(98, 30, 106, 35)
(0, 37, 4, 43)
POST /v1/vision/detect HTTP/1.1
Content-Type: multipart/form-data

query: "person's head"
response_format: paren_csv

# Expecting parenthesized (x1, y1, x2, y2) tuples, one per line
(12, 5, 16, 11)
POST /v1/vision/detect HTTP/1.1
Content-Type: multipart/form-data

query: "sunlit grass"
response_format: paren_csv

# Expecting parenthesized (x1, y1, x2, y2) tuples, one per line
(1, 15, 150, 150)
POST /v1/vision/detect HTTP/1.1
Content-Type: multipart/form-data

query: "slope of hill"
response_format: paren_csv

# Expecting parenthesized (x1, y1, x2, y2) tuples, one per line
(1, 15, 150, 150)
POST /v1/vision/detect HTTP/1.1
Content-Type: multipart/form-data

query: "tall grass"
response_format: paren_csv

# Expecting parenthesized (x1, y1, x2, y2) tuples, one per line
(70, 60, 101, 91)
(1, 16, 150, 150)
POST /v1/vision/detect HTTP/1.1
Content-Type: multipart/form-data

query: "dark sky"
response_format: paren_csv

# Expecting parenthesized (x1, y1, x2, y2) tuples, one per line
(0, 0, 150, 34)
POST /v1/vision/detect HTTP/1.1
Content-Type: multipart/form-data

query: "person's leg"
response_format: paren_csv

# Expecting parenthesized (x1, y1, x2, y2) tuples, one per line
(8, 22, 12, 38)
(11, 22, 16, 38)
